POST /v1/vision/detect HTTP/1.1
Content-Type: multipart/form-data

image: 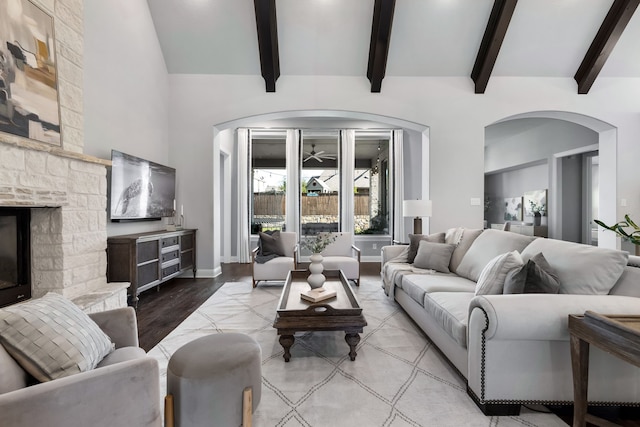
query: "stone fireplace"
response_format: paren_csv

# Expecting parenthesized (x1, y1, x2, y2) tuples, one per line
(0, 0, 126, 312)
(0, 139, 127, 312)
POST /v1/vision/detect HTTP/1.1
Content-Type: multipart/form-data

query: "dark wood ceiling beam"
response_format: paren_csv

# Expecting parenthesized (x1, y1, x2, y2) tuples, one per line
(575, 0, 639, 94)
(471, 0, 518, 94)
(254, 0, 280, 92)
(367, 0, 396, 93)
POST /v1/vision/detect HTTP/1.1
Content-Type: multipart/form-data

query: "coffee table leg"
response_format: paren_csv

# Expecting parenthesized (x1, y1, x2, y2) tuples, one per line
(279, 335, 295, 362)
(345, 333, 360, 361)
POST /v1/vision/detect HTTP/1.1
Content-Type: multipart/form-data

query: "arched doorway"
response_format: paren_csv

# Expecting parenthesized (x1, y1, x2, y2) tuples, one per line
(486, 111, 617, 249)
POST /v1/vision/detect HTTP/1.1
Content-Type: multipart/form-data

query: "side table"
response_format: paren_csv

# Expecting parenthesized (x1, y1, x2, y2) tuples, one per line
(568, 311, 640, 427)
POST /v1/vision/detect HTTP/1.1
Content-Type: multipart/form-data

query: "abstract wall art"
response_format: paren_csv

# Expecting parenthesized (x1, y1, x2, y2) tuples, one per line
(0, 0, 60, 145)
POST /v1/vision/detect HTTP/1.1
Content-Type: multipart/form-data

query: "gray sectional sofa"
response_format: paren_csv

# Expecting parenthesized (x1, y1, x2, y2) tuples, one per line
(381, 228, 640, 415)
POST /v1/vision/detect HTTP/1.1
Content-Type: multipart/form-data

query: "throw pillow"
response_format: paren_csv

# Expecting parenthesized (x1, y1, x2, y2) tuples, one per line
(503, 252, 560, 294)
(456, 229, 534, 283)
(258, 230, 285, 257)
(0, 293, 114, 382)
(407, 232, 445, 264)
(475, 250, 524, 295)
(412, 241, 456, 273)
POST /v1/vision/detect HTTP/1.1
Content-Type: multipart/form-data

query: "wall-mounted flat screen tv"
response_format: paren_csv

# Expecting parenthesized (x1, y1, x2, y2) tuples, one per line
(109, 150, 176, 221)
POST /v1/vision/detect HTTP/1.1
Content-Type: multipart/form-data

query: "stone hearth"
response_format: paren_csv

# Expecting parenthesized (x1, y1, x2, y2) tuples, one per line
(0, 139, 127, 312)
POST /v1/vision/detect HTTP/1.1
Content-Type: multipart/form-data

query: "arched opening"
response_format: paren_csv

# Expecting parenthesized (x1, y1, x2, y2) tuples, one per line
(211, 110, 430, 275)
(485, 111, 616, 249)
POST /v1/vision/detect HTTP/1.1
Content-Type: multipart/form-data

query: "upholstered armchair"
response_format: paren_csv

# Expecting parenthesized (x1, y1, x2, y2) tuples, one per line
(0, 303, 162, 427)
(319, 232, 361, 286)
(252, 231, 299, 288)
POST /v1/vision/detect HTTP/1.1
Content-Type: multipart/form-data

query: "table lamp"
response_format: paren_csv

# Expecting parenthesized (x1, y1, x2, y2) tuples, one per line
(403, 199, 432, 234)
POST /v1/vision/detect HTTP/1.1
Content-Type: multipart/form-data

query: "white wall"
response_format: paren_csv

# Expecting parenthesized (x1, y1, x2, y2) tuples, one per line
(485, 118, 599, 173)
(83, 0, 170, 236)
(164, 75, 640, 271)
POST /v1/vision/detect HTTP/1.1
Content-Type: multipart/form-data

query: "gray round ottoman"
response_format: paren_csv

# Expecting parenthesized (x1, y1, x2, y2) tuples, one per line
(166, 333, 262, 427)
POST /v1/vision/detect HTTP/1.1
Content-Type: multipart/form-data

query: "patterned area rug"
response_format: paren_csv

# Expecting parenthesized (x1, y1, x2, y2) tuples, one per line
(148, 278, 566, 427)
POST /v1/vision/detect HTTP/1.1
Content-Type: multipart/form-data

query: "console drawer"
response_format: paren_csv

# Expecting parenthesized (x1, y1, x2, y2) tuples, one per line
(162, 263, 180, 278)
(161, 236, 179, 248)
(162, 249, 179, 263)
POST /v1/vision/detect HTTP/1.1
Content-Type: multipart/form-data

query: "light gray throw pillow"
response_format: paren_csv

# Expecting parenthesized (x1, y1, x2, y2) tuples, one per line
(413, 241, 456, 273)
(475, 250, 524, 295)
(407, 232, 445, 264)
(0, 293, 114, 382)
(456, 229, 535, 282)
(446, 228, 483, 274)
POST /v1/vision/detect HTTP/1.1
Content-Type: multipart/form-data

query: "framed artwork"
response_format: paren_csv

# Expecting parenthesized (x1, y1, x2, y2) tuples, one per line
(524, 189, 547, 217)
(0, 0, 60, 145)
(504, 197, 522, 221)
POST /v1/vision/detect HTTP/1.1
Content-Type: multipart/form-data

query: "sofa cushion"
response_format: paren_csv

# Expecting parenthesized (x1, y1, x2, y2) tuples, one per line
(413, 241, 456, 273)
(446, 228, 483, 274)
(96, 346, 147, 368)
(474, 250, 524, 295)
(252, 256, 295, 281)
(321, 256, 359, 279)
(407, 232, 445, 263)
(321, 233, 353, 257)
(401, 274, 476, 307)
(0, 344, 28, 394)
(423, 292, 475, 348)
(0, 293, 114, 382)
(456, 229, 535, 282)
(503, 252, 560, 294)
(520, 238, 628, 295)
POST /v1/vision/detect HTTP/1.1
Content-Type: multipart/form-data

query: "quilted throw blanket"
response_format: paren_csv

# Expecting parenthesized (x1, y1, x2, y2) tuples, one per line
(382, 262, 435, 299)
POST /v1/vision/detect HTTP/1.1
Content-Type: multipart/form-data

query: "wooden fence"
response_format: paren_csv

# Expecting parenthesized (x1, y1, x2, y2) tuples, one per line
(253, 193, 370, 215)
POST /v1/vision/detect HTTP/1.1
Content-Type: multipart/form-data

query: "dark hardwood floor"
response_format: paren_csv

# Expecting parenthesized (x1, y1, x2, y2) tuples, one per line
(134, 262, 639, 427)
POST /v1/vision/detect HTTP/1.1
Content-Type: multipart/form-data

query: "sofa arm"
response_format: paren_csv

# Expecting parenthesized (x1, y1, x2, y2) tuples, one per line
(381, 245, 408, 266)
(89, 307, 139, 348)
(0, 357, 161, 427)
(469, 294, 640, 341)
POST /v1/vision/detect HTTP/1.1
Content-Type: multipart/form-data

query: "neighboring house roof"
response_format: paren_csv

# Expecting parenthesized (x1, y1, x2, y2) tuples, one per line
(306, 177, 332, 192)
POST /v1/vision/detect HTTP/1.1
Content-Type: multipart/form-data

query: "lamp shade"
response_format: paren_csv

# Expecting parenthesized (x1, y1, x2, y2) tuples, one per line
(403, 200, 432, 218)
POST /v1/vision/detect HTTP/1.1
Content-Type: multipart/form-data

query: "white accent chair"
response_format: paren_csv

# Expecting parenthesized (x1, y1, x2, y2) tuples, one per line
(251, 231, 298, 288)
(319, 232, 361, 286)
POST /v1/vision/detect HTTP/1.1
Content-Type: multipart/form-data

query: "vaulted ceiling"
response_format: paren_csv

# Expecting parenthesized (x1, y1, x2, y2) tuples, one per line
(146, 0, 640, 94)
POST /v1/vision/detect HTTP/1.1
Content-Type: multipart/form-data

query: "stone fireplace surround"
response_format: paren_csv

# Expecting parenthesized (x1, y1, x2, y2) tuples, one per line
(0, 138, 127, 313)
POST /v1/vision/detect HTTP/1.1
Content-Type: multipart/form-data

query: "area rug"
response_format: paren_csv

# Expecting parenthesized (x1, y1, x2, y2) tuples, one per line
(148, 278, 566, 427)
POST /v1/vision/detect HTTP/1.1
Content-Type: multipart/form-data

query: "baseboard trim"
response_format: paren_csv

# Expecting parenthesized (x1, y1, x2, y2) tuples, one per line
(178, 269, 219, 278)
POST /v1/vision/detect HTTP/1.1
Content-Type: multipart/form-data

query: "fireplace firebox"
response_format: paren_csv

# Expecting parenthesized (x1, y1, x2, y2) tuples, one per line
(0, 208, 31, 307)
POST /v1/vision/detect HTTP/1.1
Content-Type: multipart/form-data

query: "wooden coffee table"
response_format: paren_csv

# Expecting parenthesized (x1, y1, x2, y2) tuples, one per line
(273, 270, 367, 362)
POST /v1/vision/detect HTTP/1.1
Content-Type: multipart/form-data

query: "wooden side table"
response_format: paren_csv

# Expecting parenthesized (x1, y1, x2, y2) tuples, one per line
(568, 311, 640, 427)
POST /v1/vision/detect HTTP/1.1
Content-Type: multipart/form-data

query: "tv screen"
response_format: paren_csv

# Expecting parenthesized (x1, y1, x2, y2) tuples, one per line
(109, 150, 176, 221)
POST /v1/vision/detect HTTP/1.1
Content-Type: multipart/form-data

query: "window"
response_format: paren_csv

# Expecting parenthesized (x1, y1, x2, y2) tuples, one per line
(300, 131, 340, 236)
(250, 131, 287, 233)
(247, 128, 396, 239)
(354, 134, 390, 235)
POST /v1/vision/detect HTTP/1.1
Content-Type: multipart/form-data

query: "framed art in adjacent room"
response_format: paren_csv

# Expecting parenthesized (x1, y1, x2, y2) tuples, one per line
(0, 0, 60, 145)
(504, 197, 523, 221)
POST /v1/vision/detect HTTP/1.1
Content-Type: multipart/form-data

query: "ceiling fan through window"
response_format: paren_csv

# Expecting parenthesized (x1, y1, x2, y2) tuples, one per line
(303, 144, 337, 163)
